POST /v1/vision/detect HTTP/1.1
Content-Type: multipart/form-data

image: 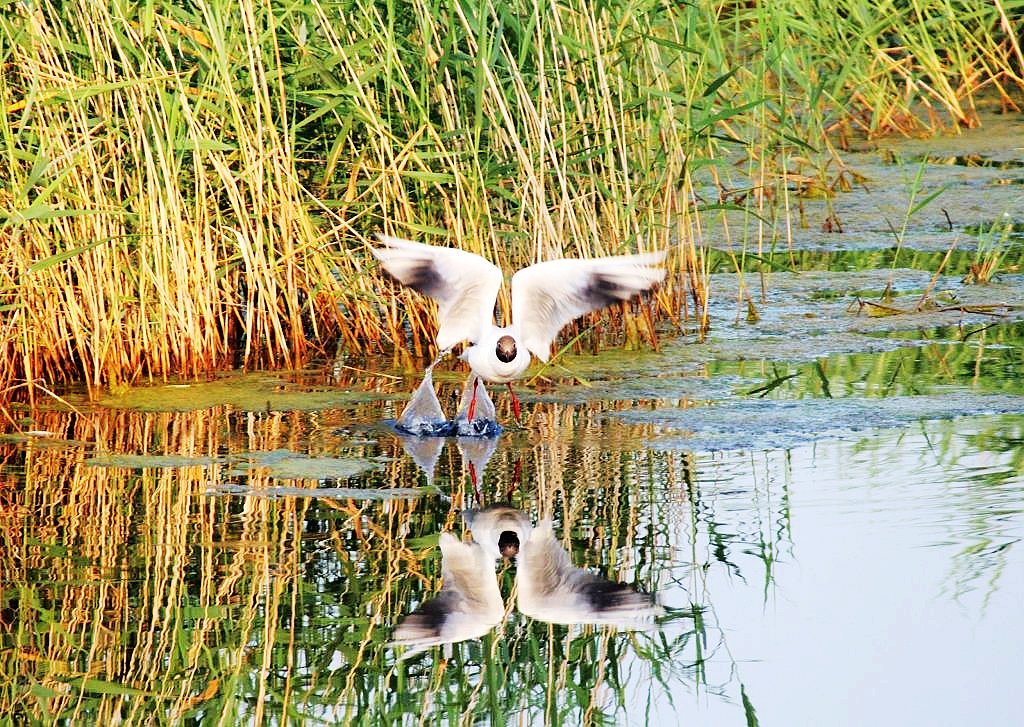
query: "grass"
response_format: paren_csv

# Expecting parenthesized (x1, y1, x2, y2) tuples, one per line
(963, 215, 1020, 283)
(0, 0, 1021, 406)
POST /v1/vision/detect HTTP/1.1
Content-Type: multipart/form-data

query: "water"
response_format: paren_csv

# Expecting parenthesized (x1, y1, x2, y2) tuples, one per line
(3, 319, 1024, 725)
(4, 116, 1024, 726)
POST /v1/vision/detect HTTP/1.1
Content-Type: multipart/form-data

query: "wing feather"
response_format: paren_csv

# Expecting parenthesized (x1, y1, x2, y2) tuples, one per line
(389, 533, 504, 655)
(510, 252, 666, 361)
(372, 235, 504, 349)
(515, 520, 662, 627)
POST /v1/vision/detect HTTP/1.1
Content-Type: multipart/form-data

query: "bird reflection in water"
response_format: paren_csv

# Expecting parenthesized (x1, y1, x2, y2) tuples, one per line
(514, 519, 663, 628)
(388, 533, 505, 658)
(390, 504, 663, 655)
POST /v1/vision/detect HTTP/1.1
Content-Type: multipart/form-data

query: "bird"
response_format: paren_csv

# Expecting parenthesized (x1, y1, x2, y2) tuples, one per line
(389, 532, 505, 657)
(515, 519, 662, 627)
(371, 234, 667, 422)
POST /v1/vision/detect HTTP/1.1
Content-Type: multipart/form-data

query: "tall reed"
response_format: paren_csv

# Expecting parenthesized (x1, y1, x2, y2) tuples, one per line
(1, 0, 1020, 405)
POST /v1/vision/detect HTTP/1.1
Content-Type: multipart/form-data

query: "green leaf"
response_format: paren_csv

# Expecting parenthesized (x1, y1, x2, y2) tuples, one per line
(29, 684, 62, 698)
(646, 36, 699, 55)
(702, 67, 740, 98)
(26, 239, 106, 274)
(174, 139, 236, 152)
(399, 170, 455, 183)
(778, 131, 818, 153)
(3, 205, 104, 229)
(69, 677, 154, 697)
(741, 683, 760, 726)
(694, 98, 767, 132)
(909, 184, 950, 216)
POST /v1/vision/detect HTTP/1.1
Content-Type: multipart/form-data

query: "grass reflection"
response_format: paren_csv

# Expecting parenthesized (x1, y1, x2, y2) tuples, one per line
(706, 239, 1024, 277)
(0, 399, 710, 725)
(717, 322, 1024, 400)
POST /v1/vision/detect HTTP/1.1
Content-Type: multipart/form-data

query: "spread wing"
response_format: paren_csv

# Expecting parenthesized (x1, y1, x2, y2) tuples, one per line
(510, 251, 666, 362)
(389, 533, 504, 656)
(515, 520, 662, 627)
(372, 235, 504, 350)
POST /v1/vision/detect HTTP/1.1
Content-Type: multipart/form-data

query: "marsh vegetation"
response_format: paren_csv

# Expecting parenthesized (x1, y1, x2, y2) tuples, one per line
(3, 313, 1024, 724)
(2, 2, 1024, 725)
(2, 0, 1023, 406)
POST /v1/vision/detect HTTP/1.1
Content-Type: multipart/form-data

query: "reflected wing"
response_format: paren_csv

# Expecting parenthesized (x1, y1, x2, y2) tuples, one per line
(390, 533, 504, 656)
(516, 520, 662, 627)
(510, 252, 666, 361)
(394, 434, 445, 486)
(372, 235, 504, 349)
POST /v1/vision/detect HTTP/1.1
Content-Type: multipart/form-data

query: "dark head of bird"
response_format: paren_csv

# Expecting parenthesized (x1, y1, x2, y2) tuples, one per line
(498, 530, 520, 558)
(495, 335, 517, 363)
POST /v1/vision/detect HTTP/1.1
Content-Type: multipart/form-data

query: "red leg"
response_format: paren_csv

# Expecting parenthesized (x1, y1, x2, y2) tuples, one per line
(507, 457, 522, 499)
(467, 377, 479, 421)
(506, 382, 521, 423)
(469, 463, 481, 504)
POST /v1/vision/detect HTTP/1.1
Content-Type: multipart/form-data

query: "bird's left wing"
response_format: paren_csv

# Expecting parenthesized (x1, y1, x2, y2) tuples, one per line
(389, 533, 504, 656)
(510, 251, 666, 362)
(372, 235, 504, 350)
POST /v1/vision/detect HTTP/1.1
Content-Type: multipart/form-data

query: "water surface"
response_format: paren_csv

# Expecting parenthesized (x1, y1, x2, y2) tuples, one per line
(3, 116, 1024, 726)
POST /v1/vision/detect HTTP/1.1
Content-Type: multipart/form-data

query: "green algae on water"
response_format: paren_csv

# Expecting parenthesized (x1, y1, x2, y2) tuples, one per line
(86, 454, 222, 468)
(622, 393, 1024, 452)
(207, 482, 427, 500)
(228, 449, 382, 480)
(98, 372, 394, 412)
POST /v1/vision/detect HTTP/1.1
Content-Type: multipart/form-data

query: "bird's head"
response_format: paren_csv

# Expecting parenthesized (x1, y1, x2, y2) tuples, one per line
(495, 335, 517, 363)
(498, 530, 520, 558)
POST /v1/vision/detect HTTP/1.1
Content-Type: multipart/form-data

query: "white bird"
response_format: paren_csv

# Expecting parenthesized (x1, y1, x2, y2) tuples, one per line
(389, 532, 505, 657)
(371, 234, 667, 421)
(515, 520, 662, 628)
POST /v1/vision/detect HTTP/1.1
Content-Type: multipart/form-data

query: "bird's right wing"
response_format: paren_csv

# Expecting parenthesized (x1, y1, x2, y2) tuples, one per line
(516, 520, 662, 627)
(372, 235, 504, 350)
(510, 251, 666, 362)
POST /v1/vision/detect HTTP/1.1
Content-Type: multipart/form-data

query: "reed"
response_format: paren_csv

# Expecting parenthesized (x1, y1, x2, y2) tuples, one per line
(1, 0, 1020, 404)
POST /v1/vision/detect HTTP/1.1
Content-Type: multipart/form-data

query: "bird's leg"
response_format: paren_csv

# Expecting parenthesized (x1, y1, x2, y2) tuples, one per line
(506, 457, 522, 500)
(466, 376, 479, 422)
(468, 463, 481, 503)
(506, 382, 522, 423)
